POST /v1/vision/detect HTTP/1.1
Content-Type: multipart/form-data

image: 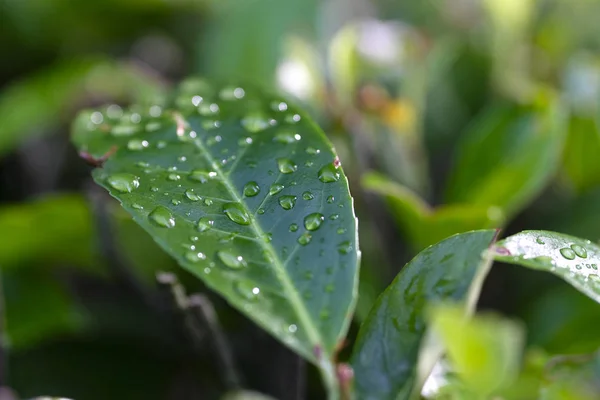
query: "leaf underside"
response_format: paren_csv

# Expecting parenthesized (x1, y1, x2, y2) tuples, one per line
(71, 79, 359, 372)
(350, 230, 497, 400)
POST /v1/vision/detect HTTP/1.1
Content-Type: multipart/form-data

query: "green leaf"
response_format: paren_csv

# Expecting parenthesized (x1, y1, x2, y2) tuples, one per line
(350, 230, 497, 400)
(429, 305, 524, 397)
(562, 115, 600, 194)
(364, 172, 504, 251)
(494, 230, 600, 304)
(71, 78, 359, 393)
(445, 96, 567, 217)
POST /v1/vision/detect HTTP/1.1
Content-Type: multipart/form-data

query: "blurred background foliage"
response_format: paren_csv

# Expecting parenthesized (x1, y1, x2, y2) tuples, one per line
(3, 0, 600, 398)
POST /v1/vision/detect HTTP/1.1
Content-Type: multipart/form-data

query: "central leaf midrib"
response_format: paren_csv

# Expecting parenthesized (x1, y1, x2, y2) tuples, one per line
(185, 116, 324, 355)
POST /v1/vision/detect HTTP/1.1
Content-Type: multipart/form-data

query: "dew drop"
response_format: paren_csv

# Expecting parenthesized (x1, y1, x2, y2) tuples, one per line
(270, 184, 285, 195)
(257, 208, 265, 215)
(185, 189, 201, 201)
(263, 233, 273, 243)
(318, 163, 340, 183)
(298, 233, 312, 245)
(167, 174, 181, 181)
(289, 223, 299, 232)
(190, 170, 215, 183)
(338, 241, 352, 254)
(329, 214, 339, 220)
(536, 237, 546, 245)
(285, 114, 301, 124)
(171, 199, 181, 206)
(132, 203, 143, 210)
(234, 281, 260, 301)
(277, 158, 297, 174)
(337, 228, 346, 235)
(219, 86, 245, 100)
(302, 191, 314, 201)
(127, 139, 149, 151)
(243, 181, 261, 197)
(197, 216, 214, 232)
(288, 324, 298, 333)
(279, 195, 297, 210)
(325, 283, 335, 293)
(198, 102, 220, 116)
(274, 130, 301, 144)
(304, 213, 324, 231)
(241, 112, 269, 133)
(223, 202, 251, 225)
(150, 186, 159, 192)
(185, 251, 206, 263)
(571, 244, 588, 258)
(204, 198, 213, 206)
(107, 173, 139, 193)
(560, 247, 576, 260)
(327, 195, 335, 203)
(306, 147, 320, 155)
(304, 271, 313, 280)
(319, 309, 330, 320)
(149, 206, 175, 228)
(217, 250, 247, 270)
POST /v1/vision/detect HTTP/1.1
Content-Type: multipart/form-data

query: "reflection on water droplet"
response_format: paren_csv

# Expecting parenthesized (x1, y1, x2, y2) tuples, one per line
(298, 233, 312, 245)
(185, 251, 206, 263)
(132, 203, 143, 210)
(107, 173, 139, 193)
(279, 195, 297, 210)
(571, 244, 588, 258)
(270, 184, 284, 195)
(560, 247, 576, 260)
(285, 114, 301, 124)
(271, 101, 288, 112)
(197, 216, 214, 232)
(289, 223, 299, 232)
(257, 208, 265, 215)
(288, 324, 298, 333)
(274, 130, 301, 143)
(243, 181, 261, 197)
(306, 147, 320, 155)
(171, 199, 181, 206)
(204, 198, 213, 206)
(217, 250, 247, 269)
(329, 214, 339, 220)
(150, 186, 159, 192)
(327, 196, 335, 203)
(277, 158, 297, 174)
(127, 139, 149, 151)
(223, 202, 251, 225)
(219, 86, 245, 101)
(185, 189, 201, 201)
(234, 281, 260, 301)
(241, 112, 269, 133)
(304, 213, 324, 231)
(167, 174, 180, 181)
(302, 191, 314, 200)
(338, 241, 352, 254)
(318, 163, 340, 183)
(149, 206, 175, 228)
(190, 169, 216, 183)
(536, 237, 546, 245)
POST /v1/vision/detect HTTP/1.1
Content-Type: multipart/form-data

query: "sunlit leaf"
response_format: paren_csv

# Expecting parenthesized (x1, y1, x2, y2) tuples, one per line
(350, 230, 497, 400)
(71, 78, 359, 394)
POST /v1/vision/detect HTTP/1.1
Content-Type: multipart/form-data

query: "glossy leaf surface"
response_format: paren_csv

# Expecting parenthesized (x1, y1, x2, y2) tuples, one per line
(494, 230, 600, 304)
(71, 78, 359, 388)
(350, 230, 497, 400)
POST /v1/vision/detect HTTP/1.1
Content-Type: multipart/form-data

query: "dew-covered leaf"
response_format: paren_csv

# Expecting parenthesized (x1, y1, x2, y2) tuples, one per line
(71, 78, 359, 390)
(350, 230, 497, 400)
(364, 172, 504, 251)
(445, 96, 567, 217)
(494, 230, 600, 304)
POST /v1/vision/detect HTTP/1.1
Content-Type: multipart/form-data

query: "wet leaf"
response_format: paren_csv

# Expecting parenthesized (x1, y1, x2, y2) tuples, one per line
(494, 230, 600, 304)
(71, 78, 359, 393)
(350, 230, 497, 400)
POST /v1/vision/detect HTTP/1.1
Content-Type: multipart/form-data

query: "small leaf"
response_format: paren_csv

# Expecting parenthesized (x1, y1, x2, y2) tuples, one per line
(71, 78, 359, 392)
(364, 172, 503, 251)
(350, 230, 497, 400)
(445, 96, 567, 217)
(494, 230, 600, 304)
(429, 305, 524, 397)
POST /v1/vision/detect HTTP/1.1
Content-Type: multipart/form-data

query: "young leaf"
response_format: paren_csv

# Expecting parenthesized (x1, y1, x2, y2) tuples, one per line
(71, 78, 359, 392)
(494, 230, 600, 304)
(364, 172, 503, 251)
(350, 230, 497, 400)
(445, 95, 567, 217)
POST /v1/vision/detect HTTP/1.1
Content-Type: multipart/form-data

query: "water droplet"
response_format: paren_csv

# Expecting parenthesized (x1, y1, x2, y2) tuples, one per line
(270, 184, 284, 195)
(274, 130, 301, 143)
(217, 250, 247, 270)
(149, 206, 175, 228)
(198, 102, 220, 116)
(289, 223, 299, 232)
(243, 181, 261, 197)
(279, 195, 297, 210)
(132, 203, 143, 210)
(327, 195, 335, 203)
(127, 139, 149, 151)
(337, 228, 346, 234)
(302, 191, 314, 200)
(338, 241, 352, 254)
(219, 86, 245, 100)
(288, 324, 298, 333)
(204, 198, 213, 206)
(241, 112, 269, 133)
(150, 186, 159, 192)
(171, 199, 181, 206)
(185, 189, 201, 201)
(325, 283, 335, 293)
(257, 208, 265, 215)
(167, 174, 181, 181)
(234, 281, 260, 301)
(298, 233, 312, 245)
(190, 236, 199, 242)
(277, 158, 297, 174)
(560, 247, 576, 260)
(571, 244, 588, 258)
(271, 101, 288, 112)
(285, 114, 301, 124)
(263, 233, 273, 243)
(304, 213, 324, 231)
(329, 214, 339, 220)
(190, 170, 216, 183)
(202, 119, 222, 131)
(306, 147, 320, 155)
(318, 163, 340, 183)
(107, 173, 139, 193)
(185, 251, 206, 263)
(304, 271, 313, 280)
(223, 202, 251, 225)
(533, 255, 554, 265)
(536, 237, 546, 245)
(319, 309, 330, 320)
(197, 216, 214, 232)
